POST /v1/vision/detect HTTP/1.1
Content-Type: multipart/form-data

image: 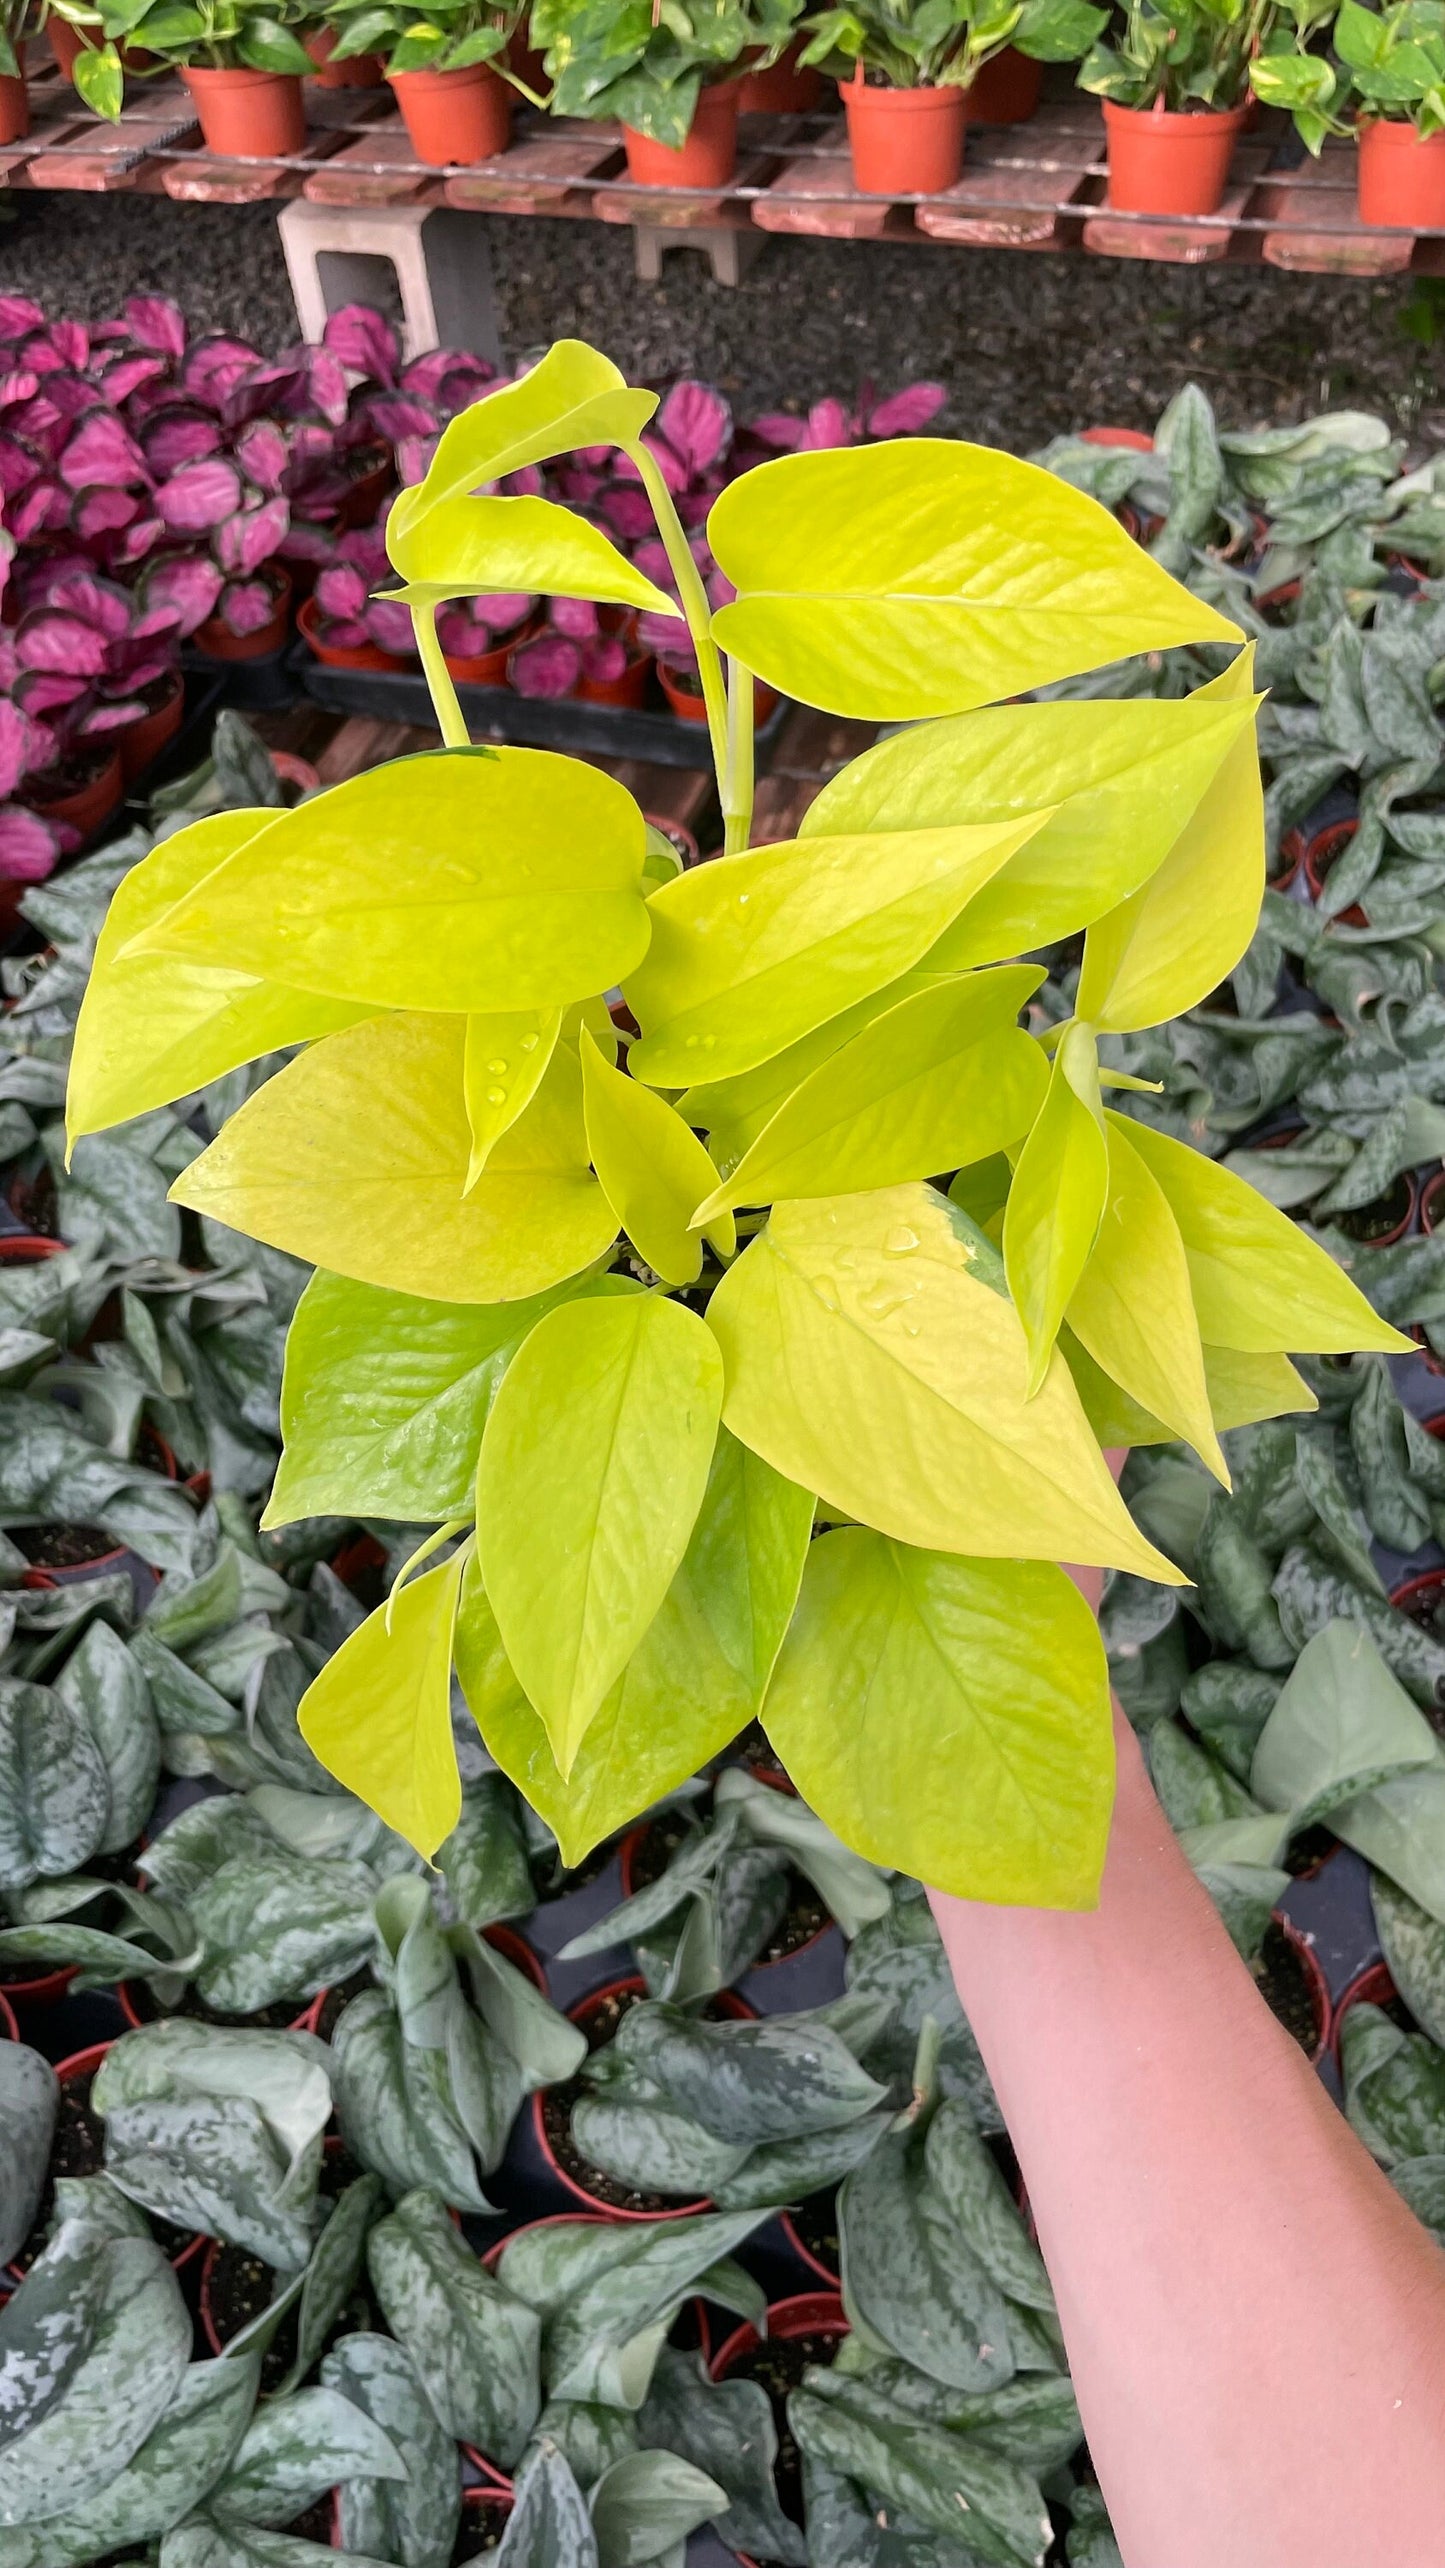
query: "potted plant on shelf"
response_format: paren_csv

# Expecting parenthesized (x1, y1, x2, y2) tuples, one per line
(534, 0, 758, 187)
(1079, 0, 1333, 217)
(1334, 0, 1445, 227)
(319, 0, 531, 162)
(0, 0, 31, 138)
(799, 0, 1106, 196)
(84, 0, 314, 151)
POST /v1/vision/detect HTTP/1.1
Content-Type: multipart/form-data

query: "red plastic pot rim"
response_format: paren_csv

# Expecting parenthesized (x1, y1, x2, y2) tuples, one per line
(1328, 1957, 1400, 2062)
(839, 66, 965, 105)
(0, 1989, 16, 2043)
(1078, 424, 1154, 450)
(0, 1235, 64, 1262)
(778, 2208, 839, 2286)
(535, 1976, 755, 2221)
(0, 1962, 77, 2004)
(1270, 1913, 1330, 2066)
(1420, 1168, 1445, 1235)
(482, 1921, 546, 1994)
(710, 2287, 848, 2382)
(1100, 95, 1249, 129)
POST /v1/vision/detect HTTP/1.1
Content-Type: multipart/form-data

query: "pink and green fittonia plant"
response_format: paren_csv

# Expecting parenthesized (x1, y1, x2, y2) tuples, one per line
(63, 342, 1405, 1911)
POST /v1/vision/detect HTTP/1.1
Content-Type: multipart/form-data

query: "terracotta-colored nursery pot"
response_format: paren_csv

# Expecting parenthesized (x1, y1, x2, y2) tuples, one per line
(658, 663, 778, 726)
(1301, 816, 1367, 924)
(1329, 1958, 1404, 2064)
(1420, 1169, 1445, 1236)
(305, 27, 384, 86)
(841, 71, 966, 195)
(738, 39, 821, 114)
(967, 45, 1041, 124)
(28, 745, 124, 843)
(116, 671, 185, 783)
(297, 593, 409, 673)
(1102, 98, 1246, 217)
(195, 568, 292, 662)
(389, 62, 511, 167)
(0, 71, 27, 143)
(1358, 117, 1445, 228)
(1079, 424, 1154, 451)
(575, 649, 652, 708)
(183, 65, 306, 157)
(533, 1975, 754, 2222)
(623, 80, 740, 186)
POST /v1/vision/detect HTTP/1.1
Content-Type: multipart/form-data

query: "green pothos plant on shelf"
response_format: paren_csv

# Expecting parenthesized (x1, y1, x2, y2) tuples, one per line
(66, 341, 1406, 1912)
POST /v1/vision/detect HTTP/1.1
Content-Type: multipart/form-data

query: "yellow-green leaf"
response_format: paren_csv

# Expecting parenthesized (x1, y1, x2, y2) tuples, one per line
(1003, 1021, 1109, 1397)
(264, 1265, 637, 1528)
(804, 683, 1257, 973)
(386, 492, 680, 618)
(761, 1530, 1114, 1905)
(464, 1008, 562, 1192)
(171, 1013, 617, 1305)
(66, 811, 371, 1153)
(1118, 1116, 1414, 1356)
(707, 441, 1240, 721)
(298, 1547, 467, 1858)
(705, 1185, 1184, 1581)
(692, 968, 1046, 1222)
(128, 748, 650, 1015)
(476, 1292, 725, 1773)
(457, 1428, 812, 1865)
(1066, 1116, 1227, 1482)
(626, 812, 1051, 1089)
(579, 1027, 733, 1286)
(1063, 1332, 1317, 1449)
(679, 969, 962, 1168)
(1076, 649, 1264, 1031)
(388, 341, 658, 545)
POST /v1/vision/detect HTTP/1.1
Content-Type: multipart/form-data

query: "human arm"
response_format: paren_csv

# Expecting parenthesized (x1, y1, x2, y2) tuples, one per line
(930, 1582, 1445, 2567)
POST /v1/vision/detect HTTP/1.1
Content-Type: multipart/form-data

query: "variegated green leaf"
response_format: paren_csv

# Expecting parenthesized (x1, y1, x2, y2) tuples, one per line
(366, 2190, 541, 2469)
(208, 2384, 404, 2528)
(0, 2048, 57, 2269)
(324, 2331, 462, 2568)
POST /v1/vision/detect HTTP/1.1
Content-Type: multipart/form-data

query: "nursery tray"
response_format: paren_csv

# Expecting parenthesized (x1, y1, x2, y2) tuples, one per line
(293, 652, 793, 769)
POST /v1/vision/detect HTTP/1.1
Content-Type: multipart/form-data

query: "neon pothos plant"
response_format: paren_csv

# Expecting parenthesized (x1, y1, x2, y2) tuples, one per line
(66, 341, 1407, 1910)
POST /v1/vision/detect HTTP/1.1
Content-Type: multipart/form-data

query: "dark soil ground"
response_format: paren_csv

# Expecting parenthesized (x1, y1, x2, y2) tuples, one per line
(4, 186, 1444, 446)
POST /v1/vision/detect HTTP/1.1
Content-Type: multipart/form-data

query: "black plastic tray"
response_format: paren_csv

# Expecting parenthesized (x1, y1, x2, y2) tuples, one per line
(293, 649, 792, 770)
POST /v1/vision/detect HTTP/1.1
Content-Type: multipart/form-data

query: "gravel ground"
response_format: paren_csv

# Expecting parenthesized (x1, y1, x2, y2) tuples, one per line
(2, 182, 1441, 445)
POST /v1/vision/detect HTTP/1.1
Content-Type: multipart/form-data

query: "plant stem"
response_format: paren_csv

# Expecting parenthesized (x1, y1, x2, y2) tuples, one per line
(625, 439, 730, 795)
(723, 654, 755, 854)
(412, 602, 471, 749)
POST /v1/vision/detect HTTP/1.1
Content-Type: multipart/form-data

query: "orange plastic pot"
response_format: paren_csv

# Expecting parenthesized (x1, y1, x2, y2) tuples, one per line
(304, 27, 384, 85)
(1101, 98, 1246, 216)
(739, 40, 821, 114)
(389, 62, 511, 166)
(841, 72, 966, 196)
(1358, 117, 1445, 228)
(182, 65, 306, 156)
(659, 663, 777, 725)
(27, 746, 124, 843)
(47, 19, 83, 75)
(967, 46, 1040, 125)
(623, 80, 740, 186)
(0, 70, 27, 143)
(195, 568, 292, 662)
(576, 650, 652, 708)
(297, 593, 408, 672)
(115, 670, 184, 783)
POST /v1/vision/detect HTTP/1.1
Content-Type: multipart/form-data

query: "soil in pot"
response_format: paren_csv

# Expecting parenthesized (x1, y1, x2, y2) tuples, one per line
(1252, 1919, 1325, 2060)
(1359, 117, 1445, 228)
(1391, 1568, 1445, 1655)
(182, 66, 306, 157)
(1332, 1172, 1416, 1245)
(840, 70, 966, 195)
(307, 1967, 373, 2042)
(624, 80, 740, 186)
(206, 2243, 302, 2389)
(14, 1522, 123, 1570)
(10, 2065, 195, 2278)
(714, 2306, 846, 2551)
(454, 2492, 516, 2561)
(389, 62, 511, 167)
(1102, 98, 1246, 218)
